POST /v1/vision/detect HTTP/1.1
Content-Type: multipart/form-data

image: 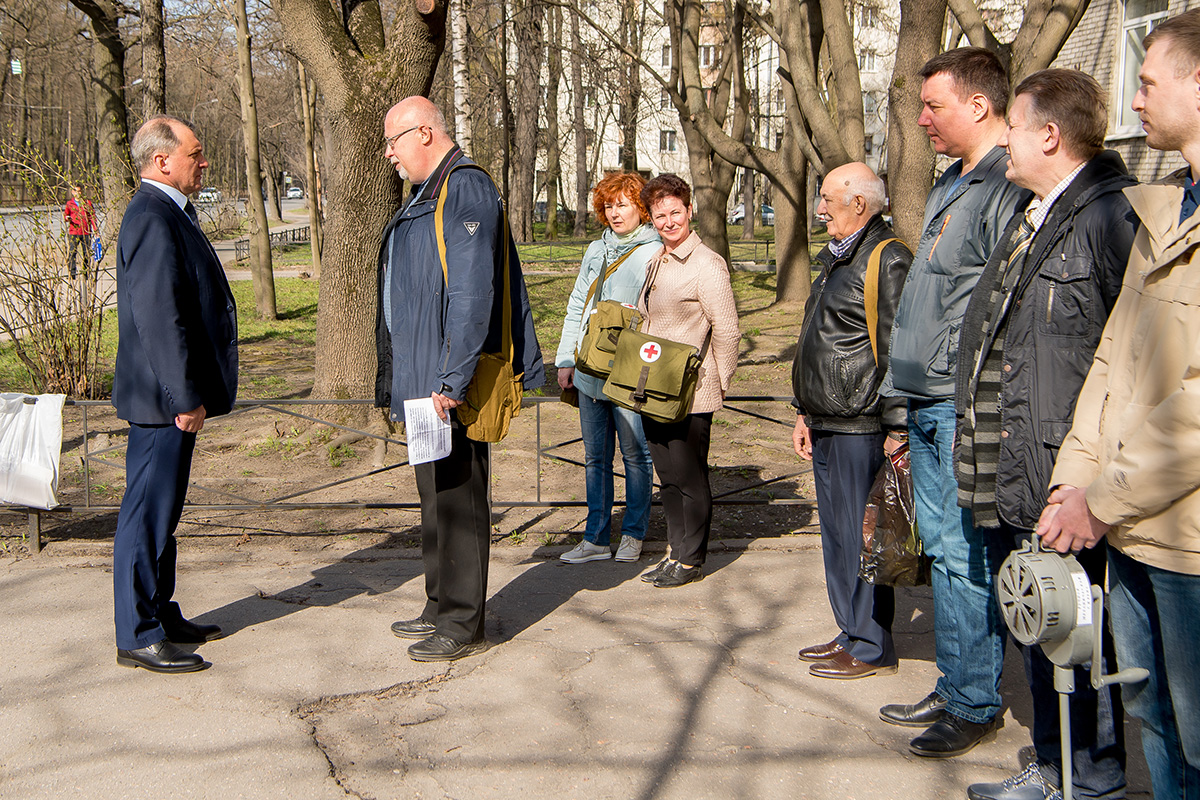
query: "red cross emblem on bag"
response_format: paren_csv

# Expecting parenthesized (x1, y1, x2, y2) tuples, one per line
(640, 342, 662, 363)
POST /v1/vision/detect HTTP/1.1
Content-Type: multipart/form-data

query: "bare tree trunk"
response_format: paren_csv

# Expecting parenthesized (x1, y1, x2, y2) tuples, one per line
(235, 0, 277, 319)
(278, 0, 443, 402)
(741, 167, 754, 240)
(450, 0, 471, 151)
(617, 0, 639, 171)
(509, 0, 543, 241)
(298, 61, 323, 275)
(141, 0, 167, 119)
(263, 155, 284, 222)
(544, 6, 561, 240)
(569, 10, 588, 238)
(886, 0, 944, 247)
(70, 0, 135, 229)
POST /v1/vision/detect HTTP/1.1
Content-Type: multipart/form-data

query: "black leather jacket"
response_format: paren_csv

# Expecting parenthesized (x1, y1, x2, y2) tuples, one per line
(792, 214, 912, 433)
(956, 151, 1138, 530)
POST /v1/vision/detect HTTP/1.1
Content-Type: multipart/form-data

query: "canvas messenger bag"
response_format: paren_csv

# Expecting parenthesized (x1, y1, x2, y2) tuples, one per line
(434, 163, 524, 443)
(574, 249, 643, 379)
(601, 252, 710, 424)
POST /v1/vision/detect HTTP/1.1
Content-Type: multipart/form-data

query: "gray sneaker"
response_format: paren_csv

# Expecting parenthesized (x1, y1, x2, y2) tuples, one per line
(614, 537, 644, 562)
(560, 540, 612, 563)
(967, 762, 1061, 800)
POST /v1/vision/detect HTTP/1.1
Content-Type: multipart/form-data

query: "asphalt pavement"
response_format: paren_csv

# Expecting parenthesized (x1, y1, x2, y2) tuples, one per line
(0, 534, 1151, 800)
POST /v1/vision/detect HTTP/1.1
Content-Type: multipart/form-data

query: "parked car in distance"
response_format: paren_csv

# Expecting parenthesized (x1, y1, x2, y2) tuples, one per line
(196, 187, 222, 203)
(286, 186, 303, 199)
(727, 203, 774, 225)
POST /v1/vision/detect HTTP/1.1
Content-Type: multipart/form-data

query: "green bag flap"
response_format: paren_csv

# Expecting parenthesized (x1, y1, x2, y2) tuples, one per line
(608, 329, 699, 397)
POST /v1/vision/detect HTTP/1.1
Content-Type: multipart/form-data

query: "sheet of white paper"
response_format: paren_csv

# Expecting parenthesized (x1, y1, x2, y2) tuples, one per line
(403, 397, 452, 465)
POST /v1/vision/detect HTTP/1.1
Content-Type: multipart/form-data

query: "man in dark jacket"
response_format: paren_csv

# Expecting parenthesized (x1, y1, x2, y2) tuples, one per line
(376, 96, 544, 662)
(112, 116, 236, 673)
(958, 69, 1136, 800)
(792, 162, 912, 679)
(878, 47, 1031, 759)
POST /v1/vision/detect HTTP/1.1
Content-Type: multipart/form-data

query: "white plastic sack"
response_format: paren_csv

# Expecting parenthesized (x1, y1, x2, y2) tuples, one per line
(0, 393, 65, 510)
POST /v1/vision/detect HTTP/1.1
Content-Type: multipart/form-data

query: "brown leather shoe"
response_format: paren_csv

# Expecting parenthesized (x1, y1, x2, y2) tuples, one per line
(808, 651, 898, 680)
(797, 639, 844, 662)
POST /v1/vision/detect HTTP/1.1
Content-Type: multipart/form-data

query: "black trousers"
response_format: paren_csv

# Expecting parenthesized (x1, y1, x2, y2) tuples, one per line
(643, 412, 712, 567)
(67, 234, 90, 279)
(811, 430, 896, 666)
(413, 420, 491, 643)
(1003, 525, 1126, 797)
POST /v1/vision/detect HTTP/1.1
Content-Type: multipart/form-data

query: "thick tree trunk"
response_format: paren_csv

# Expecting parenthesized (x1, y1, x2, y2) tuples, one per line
(544, 6, 561, 240)
(277, 0, 443, 402)
(771, 145, 810, 306)
(235, 0, 277, 320)
(509, 0, 543, 241)
(141, 0, 167, 119)
(886, 0, 945, 247)
(71, 0, 135, 230)
(570, 10, 588, 238)
(617, 0, 639, 172)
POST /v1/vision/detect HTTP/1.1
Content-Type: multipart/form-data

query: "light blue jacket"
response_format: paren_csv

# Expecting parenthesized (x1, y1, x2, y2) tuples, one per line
(555, 224, 661, 398)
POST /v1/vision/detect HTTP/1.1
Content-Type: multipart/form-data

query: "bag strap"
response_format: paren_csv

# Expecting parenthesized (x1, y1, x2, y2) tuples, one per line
(584, 247, 638, 309)
(864, 237, 908, 364)
(435, 162, 515, 365)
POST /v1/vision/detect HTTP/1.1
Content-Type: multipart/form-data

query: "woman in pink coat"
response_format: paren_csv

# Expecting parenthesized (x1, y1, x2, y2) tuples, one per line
(636, 174, 739, 587)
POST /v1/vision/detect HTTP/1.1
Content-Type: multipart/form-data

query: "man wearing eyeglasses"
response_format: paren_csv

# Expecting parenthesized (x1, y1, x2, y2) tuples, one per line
(374, 96, 543, 662)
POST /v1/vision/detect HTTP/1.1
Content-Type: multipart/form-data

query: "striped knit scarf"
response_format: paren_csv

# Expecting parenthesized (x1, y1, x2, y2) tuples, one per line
(957, 215, 1034, 527)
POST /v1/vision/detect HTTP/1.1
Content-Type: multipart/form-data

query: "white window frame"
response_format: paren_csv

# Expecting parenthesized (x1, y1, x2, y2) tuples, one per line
(660, 129, 678, 153)
(1111, 0, 1169, 139)
(858, 48, 877, 73)
(699, 44, 718, 69)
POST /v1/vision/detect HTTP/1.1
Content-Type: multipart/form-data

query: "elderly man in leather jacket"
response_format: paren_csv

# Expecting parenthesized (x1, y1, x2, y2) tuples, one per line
(791, 162, 912, 679)
(957, 70, 1137, 800)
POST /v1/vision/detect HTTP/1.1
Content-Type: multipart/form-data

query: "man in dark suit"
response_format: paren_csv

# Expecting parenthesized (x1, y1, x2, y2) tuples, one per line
(112, 115, 238, 674)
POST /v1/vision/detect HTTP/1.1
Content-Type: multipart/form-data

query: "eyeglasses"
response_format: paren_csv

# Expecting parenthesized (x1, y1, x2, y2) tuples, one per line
(383, 125, 422, 150)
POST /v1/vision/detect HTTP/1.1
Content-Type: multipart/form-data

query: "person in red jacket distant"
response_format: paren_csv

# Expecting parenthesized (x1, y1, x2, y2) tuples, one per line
(63, 184, 96, 279)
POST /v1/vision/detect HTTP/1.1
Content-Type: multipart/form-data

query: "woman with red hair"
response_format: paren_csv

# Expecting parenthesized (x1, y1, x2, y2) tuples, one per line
(556, 171, 661, 565)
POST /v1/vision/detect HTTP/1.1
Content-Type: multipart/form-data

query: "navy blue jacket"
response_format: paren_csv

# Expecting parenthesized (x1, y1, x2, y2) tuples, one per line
(113, 184, 238, 424)
(374, 148, 544, 417)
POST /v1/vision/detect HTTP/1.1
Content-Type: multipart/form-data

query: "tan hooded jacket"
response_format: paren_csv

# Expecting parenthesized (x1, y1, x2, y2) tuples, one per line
(1052, 170, 1200, 574)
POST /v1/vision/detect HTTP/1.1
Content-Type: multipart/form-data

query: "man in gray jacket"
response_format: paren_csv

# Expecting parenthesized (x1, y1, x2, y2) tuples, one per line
(374, 96, 544, 662)
(878, 48, 1030, 757)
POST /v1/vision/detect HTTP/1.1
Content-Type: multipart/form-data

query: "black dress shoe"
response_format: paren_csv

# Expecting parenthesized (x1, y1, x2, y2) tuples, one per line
(797, 639, 845, 662)
(391, 617, 437, 639)
(408, 634, 490, 662)
(909, 713, 1002, 758)
(117, 640, 209, 674)
(879, 690, 948, 727)
(654, 562, 703, 588)
(162, 619, 223, 643)
(640, 559, 674, 583)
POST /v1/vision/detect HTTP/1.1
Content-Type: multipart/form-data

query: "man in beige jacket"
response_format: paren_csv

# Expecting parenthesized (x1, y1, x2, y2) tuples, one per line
(1037, 10, 1200, 796)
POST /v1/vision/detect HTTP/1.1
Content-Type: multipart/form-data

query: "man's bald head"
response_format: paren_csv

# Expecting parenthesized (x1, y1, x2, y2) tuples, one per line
(817, 162, 886, 241)
(383, 96, 454, 184)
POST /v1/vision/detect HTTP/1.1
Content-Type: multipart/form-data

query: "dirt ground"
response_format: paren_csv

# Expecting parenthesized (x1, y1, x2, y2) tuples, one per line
(2, 300, 820, 556)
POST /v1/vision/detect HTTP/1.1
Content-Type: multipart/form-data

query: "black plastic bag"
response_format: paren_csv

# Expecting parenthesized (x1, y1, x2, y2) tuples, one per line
(859, 444, 931, 587)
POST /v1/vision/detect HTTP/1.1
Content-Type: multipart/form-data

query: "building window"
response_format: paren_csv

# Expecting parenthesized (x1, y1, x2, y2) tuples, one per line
(863, 93, 878, 117)
(775, 130, 784, 150)
(660, 88, 671, 109)
(584, 87, 596, 108)
(858, 49, 877, 72)
(700, 44, 718, 69)
(1115, 0, 1169, 135)
(864, 136, 874, 156)
(662, 44, 672, 68)
(660, 129, 677, 152)
(860, 4, 879, 29)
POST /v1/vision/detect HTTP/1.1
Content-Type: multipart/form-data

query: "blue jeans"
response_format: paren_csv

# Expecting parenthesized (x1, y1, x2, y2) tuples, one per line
(907, 398, 1006, 723)
(1108, 548, 1200, 800)
(578, 389, 652, 546)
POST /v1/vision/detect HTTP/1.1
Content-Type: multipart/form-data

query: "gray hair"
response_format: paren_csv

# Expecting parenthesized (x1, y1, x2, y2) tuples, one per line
(131, 115, 190, 173)
(839, 172, 887, 216)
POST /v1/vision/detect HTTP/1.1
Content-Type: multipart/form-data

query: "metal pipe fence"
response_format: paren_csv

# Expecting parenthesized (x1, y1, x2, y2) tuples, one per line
(6, 394, 813, 553)
(234, 225, 311, 262)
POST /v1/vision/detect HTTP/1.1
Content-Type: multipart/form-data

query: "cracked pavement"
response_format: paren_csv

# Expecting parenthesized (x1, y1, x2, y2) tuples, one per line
(0, 537, 1151, 799)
